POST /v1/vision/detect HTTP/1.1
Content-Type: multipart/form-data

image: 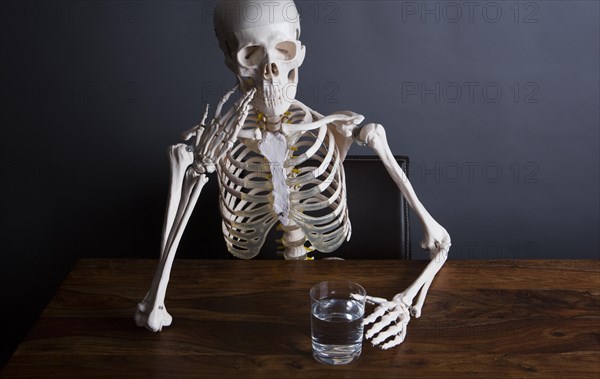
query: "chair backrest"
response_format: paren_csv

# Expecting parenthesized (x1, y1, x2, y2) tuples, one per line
(179, 155, 411, 260)
(310, 155, 411, 260)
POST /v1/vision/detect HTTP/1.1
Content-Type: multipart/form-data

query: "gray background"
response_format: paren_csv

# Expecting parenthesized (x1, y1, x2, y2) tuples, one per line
(0, 0, 598, 366)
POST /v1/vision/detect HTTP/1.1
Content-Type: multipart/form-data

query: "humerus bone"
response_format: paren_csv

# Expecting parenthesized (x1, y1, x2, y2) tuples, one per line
(135, 88, 255, 331)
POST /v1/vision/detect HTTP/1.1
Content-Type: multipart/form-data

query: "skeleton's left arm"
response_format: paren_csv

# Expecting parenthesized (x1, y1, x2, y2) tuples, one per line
(356, 123, 451, 253)
(331, 116, 451, 349)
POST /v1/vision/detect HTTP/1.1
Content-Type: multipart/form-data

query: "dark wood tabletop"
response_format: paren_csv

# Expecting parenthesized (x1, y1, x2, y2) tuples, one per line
(1, 259, 598, 378)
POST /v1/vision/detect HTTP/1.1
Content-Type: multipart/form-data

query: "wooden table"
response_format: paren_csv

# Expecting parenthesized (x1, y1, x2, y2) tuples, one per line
(1, 259, 599, 378)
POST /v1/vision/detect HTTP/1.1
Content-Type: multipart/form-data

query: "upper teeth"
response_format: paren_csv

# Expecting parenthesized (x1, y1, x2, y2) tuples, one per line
(260, 85, 283, 102)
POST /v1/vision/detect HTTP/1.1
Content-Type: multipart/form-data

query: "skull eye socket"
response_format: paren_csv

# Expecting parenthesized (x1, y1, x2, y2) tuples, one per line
(238, 45, 265, 67)
(274, 41, 298, 61)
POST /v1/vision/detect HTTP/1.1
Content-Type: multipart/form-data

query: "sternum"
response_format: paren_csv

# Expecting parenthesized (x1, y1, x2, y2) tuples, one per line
(258, 131, 291, 226)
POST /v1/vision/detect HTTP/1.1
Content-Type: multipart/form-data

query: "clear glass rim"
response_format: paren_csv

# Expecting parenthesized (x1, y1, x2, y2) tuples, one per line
(310, 280, 366, 303)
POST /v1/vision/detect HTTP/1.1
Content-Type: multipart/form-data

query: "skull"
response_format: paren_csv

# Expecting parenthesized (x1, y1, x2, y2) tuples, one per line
(214, 0, 306, 118)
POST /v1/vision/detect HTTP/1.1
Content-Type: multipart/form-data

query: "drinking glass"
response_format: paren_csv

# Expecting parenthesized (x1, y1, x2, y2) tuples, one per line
(310, 280, 366, 365)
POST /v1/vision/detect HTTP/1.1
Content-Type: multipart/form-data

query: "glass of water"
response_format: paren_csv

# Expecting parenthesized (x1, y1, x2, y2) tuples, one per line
(310, 280, 366, 365)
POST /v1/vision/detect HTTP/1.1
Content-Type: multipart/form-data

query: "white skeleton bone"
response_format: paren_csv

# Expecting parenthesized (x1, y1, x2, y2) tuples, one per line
(361, 244, 450, 349)
(136, 0, 451, 349)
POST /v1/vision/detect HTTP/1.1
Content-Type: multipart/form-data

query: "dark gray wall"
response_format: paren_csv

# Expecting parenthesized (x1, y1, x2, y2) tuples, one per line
(1, 0, 598, 367)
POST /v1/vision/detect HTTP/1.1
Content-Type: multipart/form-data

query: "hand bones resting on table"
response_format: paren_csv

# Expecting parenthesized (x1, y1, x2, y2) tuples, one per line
(135, 0, 451, 350)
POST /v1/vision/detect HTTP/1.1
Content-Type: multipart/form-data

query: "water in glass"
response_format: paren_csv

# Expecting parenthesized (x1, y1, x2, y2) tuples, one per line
(311, 298, 365, 365)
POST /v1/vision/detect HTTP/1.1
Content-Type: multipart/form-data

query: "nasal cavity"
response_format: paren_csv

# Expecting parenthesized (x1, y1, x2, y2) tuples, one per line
(265, 63, 279, 77)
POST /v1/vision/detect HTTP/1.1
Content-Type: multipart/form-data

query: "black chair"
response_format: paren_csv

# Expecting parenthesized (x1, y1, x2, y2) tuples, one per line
(321, 155, 411, 260)
(178, 155, 411, 260)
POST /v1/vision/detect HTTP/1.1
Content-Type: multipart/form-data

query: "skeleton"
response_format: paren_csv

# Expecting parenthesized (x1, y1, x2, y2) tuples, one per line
(134, 0, 451, 350)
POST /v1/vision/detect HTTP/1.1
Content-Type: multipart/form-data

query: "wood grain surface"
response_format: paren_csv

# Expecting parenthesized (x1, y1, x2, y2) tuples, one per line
(1, 259, 599, 378)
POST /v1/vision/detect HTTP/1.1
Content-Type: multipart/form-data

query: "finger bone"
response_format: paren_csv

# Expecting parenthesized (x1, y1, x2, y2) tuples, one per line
(365, 304, 404, 339)
(380, 329, 407, 350)
(363, 302, 394, 326)
(371, 323, 405, 346)
(365, 309, 401, 339)
(214, 85, 238, 119)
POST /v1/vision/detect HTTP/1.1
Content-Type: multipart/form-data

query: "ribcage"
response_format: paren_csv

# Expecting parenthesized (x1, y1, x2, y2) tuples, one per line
(217, 106, 350, 259)
(286, 124, 350, 253)
(217, 141, 277, 259)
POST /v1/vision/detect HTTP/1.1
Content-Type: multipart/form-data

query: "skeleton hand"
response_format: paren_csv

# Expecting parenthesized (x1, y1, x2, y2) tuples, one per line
(183, 86, 256, 174)
(363, 241, 451, 349)
(362, 295, 411, 349)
